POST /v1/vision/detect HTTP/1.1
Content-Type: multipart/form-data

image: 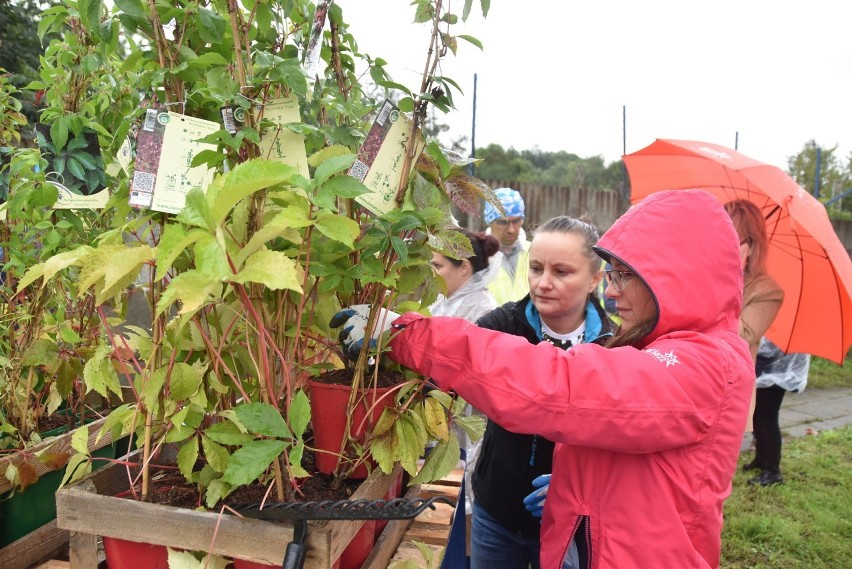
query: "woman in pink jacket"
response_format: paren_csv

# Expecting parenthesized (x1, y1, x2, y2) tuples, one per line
(334, 190, 754, 568)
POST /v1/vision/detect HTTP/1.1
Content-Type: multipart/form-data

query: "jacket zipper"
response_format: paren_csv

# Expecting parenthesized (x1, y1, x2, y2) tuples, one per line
(560, 515, 593, 569)
(582, 515, 593, 569)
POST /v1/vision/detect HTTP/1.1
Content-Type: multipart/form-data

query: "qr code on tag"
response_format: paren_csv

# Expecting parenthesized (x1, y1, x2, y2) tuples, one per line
(132, 171, 156, 193)
(348, 160, 369, 182)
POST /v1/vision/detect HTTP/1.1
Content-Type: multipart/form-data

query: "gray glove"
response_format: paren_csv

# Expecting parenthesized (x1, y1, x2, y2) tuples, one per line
(329, 304, 400, 360)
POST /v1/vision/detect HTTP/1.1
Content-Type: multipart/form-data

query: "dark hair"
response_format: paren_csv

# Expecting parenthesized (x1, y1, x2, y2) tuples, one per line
(533, 215, 601, 275)
(724, 199, 768, 278)
(446, 228, 500, 273)
(607, 318, 656, 348)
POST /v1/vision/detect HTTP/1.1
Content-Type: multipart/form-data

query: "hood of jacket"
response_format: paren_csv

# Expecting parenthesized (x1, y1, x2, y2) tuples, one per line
(594, 189, 743, 347)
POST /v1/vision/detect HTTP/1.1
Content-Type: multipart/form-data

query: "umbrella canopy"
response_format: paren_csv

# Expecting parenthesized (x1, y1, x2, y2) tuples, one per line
(624, 138, 852, 364)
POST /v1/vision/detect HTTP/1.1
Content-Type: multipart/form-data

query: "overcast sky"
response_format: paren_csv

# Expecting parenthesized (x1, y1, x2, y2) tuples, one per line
(340, 0, 852, 171)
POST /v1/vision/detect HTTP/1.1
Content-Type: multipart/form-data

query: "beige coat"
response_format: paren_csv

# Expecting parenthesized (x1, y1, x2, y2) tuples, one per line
(740, 271, 784, 430)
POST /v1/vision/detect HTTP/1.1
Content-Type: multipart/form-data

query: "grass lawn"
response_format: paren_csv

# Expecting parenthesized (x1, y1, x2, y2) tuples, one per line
(722, 426, 852, 568)
(808, 347, 852, 389)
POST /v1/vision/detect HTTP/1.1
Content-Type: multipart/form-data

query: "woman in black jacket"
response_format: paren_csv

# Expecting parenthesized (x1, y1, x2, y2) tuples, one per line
(469, 216, 614, 569)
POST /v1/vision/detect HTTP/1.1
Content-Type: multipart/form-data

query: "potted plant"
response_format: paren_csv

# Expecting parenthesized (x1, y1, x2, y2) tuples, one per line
(10, 0, 495, 566)
(0, 24, 138, 562)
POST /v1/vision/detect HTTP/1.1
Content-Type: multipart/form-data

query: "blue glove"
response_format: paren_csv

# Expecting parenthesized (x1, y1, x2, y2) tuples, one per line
(329, 304, 400, 360)
(522, 474, 551, 518)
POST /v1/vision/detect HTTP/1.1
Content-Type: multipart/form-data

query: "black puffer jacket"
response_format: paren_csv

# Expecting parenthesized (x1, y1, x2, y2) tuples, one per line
(471, 295, 613, 537)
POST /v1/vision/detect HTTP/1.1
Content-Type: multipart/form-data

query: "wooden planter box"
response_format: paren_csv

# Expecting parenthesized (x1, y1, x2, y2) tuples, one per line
(0, 416, 123, 569)
(56, 446, 405, 569)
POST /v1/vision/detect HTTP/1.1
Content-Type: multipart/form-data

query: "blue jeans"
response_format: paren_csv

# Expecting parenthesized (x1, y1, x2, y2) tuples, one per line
(470, 503, 541, 569)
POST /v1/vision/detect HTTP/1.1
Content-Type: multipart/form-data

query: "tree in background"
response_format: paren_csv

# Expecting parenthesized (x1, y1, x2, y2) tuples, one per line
(472, 143, 624, 191)
(787, 141, 852, 215)
(0, 0, 53, 136)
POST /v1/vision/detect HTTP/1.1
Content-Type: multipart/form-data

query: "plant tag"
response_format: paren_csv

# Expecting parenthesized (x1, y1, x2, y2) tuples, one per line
(130, 110, 218, 213)
(254, 96, 309, 177)
(348, 100, 425, 215)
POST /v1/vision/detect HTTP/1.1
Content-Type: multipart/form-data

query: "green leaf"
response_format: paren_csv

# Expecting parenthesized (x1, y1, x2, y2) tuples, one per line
(395, 413, 428, 474)
(83, 345, 123, 399)
(208, 160, 299, 225)
(288, 390, 310, 438)
(59, 453, 91, 488)
(203, 421, 254, 446)
(177, 188, 216, 231)
(65, 156, 87, 181)
(204, 479, 233, 508)
(142, 368, 167, 415)
(423, 397, 449, 442)
(155, 270, 222, 316)
(50, 118, 69, 153)
(307, 145, 351, 168)
(201, 436, 230, 473)
(77, 0, 103, 36)
(59, 325, 84, 344)
(390, 236, 409, 264)
(234, 208, 308, 266)
(97, 245, 154, 305)
(231, 249, 303, 292)
(177, 438, 200, 480)
(454, 414, 486, 441)
(71, 424, 90, 455)
(234, 402, 291, 438)
(155, 225, 205, 281)
(288, 441, 309, 478)
(456, 34, 483, 50)
(169, 362, 203, 400)
(398, 97, 415, 112)
(191, 52, 229, 68)
(314, 210, 360, 249)
(21, 339, 60, 368)
(114, 0, 146, 18)
(221, 439, 286, 486)
(196, 8, 227, 44)
(410, 433, 460, 485)
(314, 175, 369, 209)
(313, 154, 356, 188)
(193, 236, 231, 280)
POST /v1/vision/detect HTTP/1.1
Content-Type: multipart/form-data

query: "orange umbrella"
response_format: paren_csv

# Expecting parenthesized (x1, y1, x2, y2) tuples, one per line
(624, 138, 852, 364)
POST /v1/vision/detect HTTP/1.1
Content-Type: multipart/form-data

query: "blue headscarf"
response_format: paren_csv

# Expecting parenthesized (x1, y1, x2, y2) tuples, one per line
(484, 187, 525, 225)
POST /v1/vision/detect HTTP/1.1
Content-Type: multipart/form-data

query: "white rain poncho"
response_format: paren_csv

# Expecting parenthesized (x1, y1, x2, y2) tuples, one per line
(755, 337, 810, 392)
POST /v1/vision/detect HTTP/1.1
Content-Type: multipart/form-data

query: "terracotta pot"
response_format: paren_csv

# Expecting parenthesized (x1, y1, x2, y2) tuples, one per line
(308, 381, 396, 479)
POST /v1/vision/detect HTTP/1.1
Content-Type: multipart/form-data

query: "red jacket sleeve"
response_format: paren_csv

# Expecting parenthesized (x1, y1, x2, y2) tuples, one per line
(389, 313, 752, 454)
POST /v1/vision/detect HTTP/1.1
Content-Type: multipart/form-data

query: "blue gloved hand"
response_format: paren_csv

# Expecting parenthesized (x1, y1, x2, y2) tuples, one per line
(329, 304, 400, 360)
(522, 474, 551, 518)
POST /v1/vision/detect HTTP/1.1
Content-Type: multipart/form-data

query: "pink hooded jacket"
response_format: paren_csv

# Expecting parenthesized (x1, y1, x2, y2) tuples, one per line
(389, 190, 754, 568)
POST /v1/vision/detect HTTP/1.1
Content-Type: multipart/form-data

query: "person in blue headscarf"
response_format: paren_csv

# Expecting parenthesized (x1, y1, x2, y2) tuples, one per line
(484, 188, 530, 304)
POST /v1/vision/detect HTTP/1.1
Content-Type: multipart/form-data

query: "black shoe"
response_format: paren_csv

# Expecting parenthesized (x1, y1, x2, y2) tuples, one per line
(742, 460, 760, 472)
(748, 471, 784, 486)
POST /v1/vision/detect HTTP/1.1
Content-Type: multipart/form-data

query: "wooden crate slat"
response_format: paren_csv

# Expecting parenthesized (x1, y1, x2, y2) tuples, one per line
(361, 484, 421, 569)
(0, 519, 69, 569)
(57, 449, 402, 568)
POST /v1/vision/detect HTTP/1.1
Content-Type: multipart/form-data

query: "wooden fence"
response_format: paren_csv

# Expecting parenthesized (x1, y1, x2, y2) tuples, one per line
(461, 180, 852, 258)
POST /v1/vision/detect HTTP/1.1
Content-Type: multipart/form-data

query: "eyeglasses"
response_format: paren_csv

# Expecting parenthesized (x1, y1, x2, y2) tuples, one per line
(604, 269, 635, 292)
(492, 217, 524, 228)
